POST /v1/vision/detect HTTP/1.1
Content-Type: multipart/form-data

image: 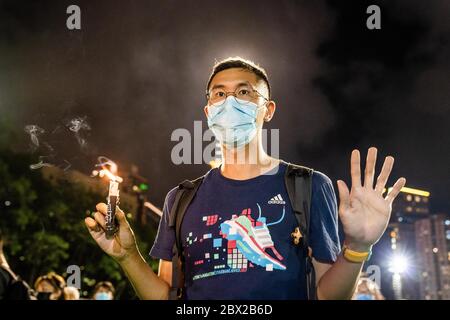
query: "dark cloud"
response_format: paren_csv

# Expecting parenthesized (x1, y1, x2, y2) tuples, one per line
(312, 0, 450, 211)
(0, 0, 448, 211)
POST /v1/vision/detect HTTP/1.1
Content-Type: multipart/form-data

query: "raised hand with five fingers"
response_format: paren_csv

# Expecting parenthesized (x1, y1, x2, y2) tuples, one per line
(336, 147, 406, 252)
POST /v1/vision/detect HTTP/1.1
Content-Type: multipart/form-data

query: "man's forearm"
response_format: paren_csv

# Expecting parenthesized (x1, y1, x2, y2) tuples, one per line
(119, 251, 170, 300)
(316, 253, 365, 300)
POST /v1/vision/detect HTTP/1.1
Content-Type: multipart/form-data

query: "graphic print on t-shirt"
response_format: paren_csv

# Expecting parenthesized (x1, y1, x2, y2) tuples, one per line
(221, 204, 287, 270)
(186, 202, 286, 281)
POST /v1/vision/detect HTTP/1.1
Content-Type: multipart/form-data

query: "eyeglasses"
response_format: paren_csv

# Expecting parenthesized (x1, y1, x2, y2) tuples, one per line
(206, 84, 269, 107)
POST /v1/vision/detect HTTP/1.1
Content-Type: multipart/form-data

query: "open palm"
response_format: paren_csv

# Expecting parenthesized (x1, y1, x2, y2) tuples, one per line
(337, 148, 406, 250)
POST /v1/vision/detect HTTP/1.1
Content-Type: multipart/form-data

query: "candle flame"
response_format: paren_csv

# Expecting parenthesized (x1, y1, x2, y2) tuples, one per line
(93, 156, 123, 183)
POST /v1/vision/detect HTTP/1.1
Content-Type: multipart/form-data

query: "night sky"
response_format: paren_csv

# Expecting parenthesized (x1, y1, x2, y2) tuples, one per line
(0, 0, 448, 212)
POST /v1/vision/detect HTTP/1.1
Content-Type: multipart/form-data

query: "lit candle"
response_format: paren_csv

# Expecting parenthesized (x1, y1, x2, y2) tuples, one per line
(94, 156, 123, 239)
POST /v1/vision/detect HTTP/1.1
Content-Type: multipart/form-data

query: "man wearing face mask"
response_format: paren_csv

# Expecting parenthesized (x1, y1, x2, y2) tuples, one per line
(352, 276, 385, 300)
(91, 281, 115, 300)
(86, 57, 406, 300)
(34, 272, 66, 300)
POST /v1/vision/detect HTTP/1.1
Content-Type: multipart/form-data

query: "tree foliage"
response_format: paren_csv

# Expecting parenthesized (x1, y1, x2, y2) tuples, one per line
(0, 147, 159, 299)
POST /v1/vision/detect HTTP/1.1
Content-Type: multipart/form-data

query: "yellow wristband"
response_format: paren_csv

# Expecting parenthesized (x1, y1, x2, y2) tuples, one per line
(342, 245, 371, 263)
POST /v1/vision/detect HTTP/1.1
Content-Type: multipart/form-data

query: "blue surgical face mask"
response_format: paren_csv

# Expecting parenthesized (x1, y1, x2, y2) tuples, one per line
(207, 96, 264, 149)
(355, 293, 374, 300)
(94, 292, 112, 300)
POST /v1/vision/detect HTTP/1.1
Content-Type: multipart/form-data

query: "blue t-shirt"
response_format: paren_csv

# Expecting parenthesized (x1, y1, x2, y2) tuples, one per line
(150, 162, 340, 300)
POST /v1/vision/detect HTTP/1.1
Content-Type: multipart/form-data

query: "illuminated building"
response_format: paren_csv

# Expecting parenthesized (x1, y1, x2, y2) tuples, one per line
(432, 214, 450, 300)
(415, 218, 438, 299)
(381, 186, 449, 299)
(415, 214, 450, 299)
(389, 187, 430, 223)
(377, 187, 430, 299)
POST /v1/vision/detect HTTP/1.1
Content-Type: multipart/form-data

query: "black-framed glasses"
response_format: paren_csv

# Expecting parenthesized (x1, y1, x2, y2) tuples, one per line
(206, 83, 269, 107)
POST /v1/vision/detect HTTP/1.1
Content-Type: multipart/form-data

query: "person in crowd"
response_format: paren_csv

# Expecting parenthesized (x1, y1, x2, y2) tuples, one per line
(91, 281, 115, 300)
(0, 227, 34, 300)
(34, 272, 66, 300)
(352, 275, 385, 300)
(63, 286, 80, 300)
(0, 227, 12, 300)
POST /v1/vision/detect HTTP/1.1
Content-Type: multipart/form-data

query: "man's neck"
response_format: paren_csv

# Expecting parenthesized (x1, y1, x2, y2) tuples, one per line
(220, 139, 280, 180)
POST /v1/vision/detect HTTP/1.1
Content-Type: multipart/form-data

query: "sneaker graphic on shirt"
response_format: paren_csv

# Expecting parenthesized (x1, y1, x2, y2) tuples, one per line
(220, 208, 286, 271)
(268, 194, 286, 205)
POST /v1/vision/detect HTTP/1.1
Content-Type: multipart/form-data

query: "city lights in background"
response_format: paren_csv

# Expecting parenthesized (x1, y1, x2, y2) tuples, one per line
(388, 253, 412, 300)
(387, 186, 430, 197)
(144, 201, 163, 217)
(390, 229, 399, 250)
(388, 254, 409, 274)
(383, 186, 430, 197)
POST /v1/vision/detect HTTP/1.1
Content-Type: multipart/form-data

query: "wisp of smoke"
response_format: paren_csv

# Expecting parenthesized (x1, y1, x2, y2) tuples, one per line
(61, 159, 72, 171)
(67, 116, 91, 133)
(95, 156, 118, 172)
(66, 116, 91, 147)
(25, 116, 91, 173)
(24, 124, 45, 149)
(30, 159, 53, 170)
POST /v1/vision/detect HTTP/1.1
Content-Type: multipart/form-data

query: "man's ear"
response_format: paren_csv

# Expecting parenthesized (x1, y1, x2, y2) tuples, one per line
(263, 101, 276, 122)
(204, 105, 209, 118)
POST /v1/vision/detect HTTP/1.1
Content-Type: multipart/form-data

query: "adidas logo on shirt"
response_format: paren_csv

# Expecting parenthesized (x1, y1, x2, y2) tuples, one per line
(268, 194, 286, 205)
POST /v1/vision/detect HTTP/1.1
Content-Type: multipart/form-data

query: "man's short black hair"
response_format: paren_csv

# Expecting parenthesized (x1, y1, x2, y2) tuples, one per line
(206, 57, 271, 98)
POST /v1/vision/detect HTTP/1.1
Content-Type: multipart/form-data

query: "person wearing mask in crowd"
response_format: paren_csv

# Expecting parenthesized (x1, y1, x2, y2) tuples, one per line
(34, 272, 66, 300)
(352, 275, 385, 300)
(91, 281, 115, 300)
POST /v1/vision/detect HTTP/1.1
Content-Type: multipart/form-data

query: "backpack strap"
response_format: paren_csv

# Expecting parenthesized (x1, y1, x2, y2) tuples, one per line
(168, 176, 204, 300)
(282, 161, 316, 300)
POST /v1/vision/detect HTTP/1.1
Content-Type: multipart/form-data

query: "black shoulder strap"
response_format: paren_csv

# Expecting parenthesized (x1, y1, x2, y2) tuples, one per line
(283, 161, 314, 246)
(282, 161, 316, 300)
(168, 175, 205, 300)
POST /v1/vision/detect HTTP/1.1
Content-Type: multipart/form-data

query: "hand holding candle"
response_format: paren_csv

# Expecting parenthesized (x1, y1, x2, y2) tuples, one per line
(86, 157, 138, 262)
(106, 179, 119, 239)
(92, 156, 123, 239)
